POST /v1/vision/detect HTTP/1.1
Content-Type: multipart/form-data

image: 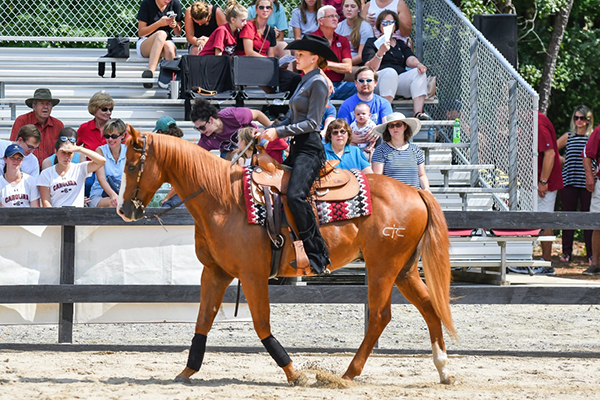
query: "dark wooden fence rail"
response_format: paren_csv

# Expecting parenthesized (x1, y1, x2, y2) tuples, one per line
(1, 209, 599, 343)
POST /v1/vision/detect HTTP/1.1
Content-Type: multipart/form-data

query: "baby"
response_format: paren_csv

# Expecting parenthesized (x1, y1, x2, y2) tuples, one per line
(350, 102, 377, 155)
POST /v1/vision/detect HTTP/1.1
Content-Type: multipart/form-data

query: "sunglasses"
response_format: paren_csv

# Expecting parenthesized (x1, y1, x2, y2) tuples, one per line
(104, 133, 123, 139)
(258, 5, 272, 10)
(101, 107, 114, 112)
(332, 129, 347, 136)
(388, 122, 405, 129)
(59, 136, 77, 143)
(194, 123, 208, 132)
(357, 78, 374, 84)
(573, 115, 588, 121)
(381, 20, 395, 26)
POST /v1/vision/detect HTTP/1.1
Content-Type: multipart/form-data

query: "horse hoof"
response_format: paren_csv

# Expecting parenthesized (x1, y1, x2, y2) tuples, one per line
(440, 375, 455, 385)
(174, 375, 191, 384)
(288, 371, 308, 387)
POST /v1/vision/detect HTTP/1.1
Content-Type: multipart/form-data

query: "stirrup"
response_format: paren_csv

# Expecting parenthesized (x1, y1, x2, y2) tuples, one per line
(290, 259, 313, 276)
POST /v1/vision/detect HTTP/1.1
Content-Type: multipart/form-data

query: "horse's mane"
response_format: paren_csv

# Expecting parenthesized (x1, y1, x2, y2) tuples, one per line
(149, 133, 244, 210)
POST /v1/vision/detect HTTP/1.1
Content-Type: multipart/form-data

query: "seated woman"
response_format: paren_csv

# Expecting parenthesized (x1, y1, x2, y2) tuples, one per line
(362, 0, 412, 44)
(88, 119, 128, 208)
(137, 0, 183, 88)
(76, 91, 114, 152)
(290, 0, 321, 40)
(324, 119, 372, 173)
(199, 1, 248, 56)
(247, 0, 289, 56)
(335, 0, 374, 67)
(190, 98, 271, 158)
(362, 10, 430, 120)
(371, 113, 429, 190)
(184, 1, 227, 55)
(38, 128, 106, 208)
(238, 0, 302, 94)
(0, 144, 40, 207)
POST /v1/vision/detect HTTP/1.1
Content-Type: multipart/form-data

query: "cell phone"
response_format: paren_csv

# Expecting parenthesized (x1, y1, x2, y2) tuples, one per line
(166, 11, 176, 18)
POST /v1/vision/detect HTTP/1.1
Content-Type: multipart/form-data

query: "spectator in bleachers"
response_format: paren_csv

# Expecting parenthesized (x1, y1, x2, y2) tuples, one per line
(322, 0, 345, 22)
(41, 128, 83, 170)
(88, 119, 127, 208)
(0, 125, 41, 179)
(371, 112, 430, 190)
(199, 2, 248, 56)
(528, 111, 563, 275)
(137, 0, 183, 88)
(77, 91, 114, 152)
(324, 119, 372, 173)
(290, 0, 321, 40)
(362, 11, 430, 120)
(312, 5, 356, 100)
(0, 144, 40, 208)
(185, 1, 226, 55)
(154, 116, 184, 138)
(38, 130, 106, 208)
(362, 0, 412, 44)
(557, 105, 594, 265)
(9, 88, 64, 168)
(321, 100, 337, 136)
(582, 124, 600, 274)
(338, 66, 392, 125)
(239, 0, 302, 94)
(247, 0, 289, 56)
(335, 0, 374, 67)
(234, 126, 288, 165)
(350, 102, 378, 158)
(190, 98, 271, 158)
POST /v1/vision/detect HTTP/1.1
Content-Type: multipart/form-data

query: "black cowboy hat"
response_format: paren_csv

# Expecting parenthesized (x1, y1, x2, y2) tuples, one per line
(285, 34, 339, 63)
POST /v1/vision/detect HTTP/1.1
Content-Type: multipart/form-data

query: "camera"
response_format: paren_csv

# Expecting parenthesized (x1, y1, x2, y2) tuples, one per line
(166, 11, 176, 18)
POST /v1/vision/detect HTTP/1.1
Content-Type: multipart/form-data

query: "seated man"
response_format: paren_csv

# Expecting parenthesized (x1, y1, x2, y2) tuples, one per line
(311, 5, 356, 100)
(0, 125, 42, 179)
(337, 66, 392, 125)
(9, 88, 63, 169)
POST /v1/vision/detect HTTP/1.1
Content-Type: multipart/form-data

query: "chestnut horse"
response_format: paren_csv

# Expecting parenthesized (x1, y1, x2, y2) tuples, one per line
(117, 129, 457, 385)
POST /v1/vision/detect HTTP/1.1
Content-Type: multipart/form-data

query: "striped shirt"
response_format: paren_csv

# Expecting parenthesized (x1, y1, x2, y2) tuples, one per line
(562, 132, 588, 188)
(372, 142, 424, 188)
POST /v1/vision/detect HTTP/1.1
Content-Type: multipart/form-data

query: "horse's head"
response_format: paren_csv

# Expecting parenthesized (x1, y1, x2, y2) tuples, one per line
(117, 126, 165, 222)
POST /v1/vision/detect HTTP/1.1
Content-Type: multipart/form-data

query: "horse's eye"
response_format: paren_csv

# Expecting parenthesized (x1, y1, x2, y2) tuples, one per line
(127, 164, 136, 171)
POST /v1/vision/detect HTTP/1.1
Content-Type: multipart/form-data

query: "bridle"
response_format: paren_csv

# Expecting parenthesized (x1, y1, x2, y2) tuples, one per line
(127, 134, 205, 224)
(129, 134, 148, 213)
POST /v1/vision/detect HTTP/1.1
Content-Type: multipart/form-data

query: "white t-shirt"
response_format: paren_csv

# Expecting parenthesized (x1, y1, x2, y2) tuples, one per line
(37, 161, 90, 207)
(0, 172, 40, 207)
(0, 139, 40, 179)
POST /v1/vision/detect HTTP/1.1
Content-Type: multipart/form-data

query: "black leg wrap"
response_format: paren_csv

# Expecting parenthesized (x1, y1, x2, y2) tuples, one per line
(186, 333, 207, 371)
(262, 335, 291, 368)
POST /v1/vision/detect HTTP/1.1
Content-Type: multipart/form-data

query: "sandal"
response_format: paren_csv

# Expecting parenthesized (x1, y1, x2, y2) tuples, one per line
(414, 111, 431, 121)
(559, 254, 571, 263)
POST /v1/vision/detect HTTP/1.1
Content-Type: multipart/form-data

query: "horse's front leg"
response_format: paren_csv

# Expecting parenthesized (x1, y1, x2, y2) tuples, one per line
(175, 264, 233, 383)
(239, 273, 305, 386)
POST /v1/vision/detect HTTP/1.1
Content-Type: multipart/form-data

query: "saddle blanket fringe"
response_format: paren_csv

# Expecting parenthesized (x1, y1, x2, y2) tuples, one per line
(242, 167, 372, 226)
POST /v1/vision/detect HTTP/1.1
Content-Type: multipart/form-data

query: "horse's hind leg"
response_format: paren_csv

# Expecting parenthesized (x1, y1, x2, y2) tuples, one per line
(175, 265, 233, 383)
(395, 267, 453, 384)
(342, 272, 395, 381)
(238, 274, 304, 385)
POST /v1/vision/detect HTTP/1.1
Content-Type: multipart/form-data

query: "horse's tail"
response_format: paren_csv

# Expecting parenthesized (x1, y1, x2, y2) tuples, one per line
(418, 189, 457, 339)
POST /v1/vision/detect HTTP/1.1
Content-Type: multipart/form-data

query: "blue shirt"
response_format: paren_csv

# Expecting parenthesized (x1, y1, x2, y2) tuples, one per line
(338, 94, 393, 125)
(372, 142, 424, 188)
(325, 142, 370, 171)
(89, 144, 127, 198)
(247, 3, 288, 31)
(321, 101, 337, 129)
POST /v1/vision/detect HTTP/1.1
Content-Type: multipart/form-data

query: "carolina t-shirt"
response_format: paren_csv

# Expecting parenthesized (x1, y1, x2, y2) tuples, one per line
(0, 173, 40, 207)
(537, 112, 563, 191)
(238, 20, 276, 56)
(584, 125, 600, 179)
(37, 161, 90, 207)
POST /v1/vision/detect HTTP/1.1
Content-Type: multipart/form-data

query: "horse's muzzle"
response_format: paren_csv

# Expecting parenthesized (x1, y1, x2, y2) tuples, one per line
(117, 200, 145, 222)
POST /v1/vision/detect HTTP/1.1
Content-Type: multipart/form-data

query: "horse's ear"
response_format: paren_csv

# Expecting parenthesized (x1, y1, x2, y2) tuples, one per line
(126, 124, 143, 148)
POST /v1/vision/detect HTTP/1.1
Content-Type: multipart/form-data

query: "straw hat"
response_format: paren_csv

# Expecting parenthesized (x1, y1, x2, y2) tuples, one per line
(373, 112, 421, 138)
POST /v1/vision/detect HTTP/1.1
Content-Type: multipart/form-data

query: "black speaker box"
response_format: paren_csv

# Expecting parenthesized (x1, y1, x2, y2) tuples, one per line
(473, 14, 518, 69)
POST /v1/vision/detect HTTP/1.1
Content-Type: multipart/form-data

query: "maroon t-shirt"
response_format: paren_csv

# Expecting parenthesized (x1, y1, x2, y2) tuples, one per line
(584, 125, 600, 179)
(199, 24, 238, 56)
(311, 28, 352, 82)
(322, 0, 345, 21)
(538, 111, 563, 191)
(238, 20, 276, 56)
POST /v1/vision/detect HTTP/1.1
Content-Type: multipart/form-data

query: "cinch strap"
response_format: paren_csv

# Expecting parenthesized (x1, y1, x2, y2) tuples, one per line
(186, 333, 207, 371)
(261, 335, 291, 368)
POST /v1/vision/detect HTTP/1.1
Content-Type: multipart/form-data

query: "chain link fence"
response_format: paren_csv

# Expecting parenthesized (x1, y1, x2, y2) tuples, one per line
(1, 0, 537, 210)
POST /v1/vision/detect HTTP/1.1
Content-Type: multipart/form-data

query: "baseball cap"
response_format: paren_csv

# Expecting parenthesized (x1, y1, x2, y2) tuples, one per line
(154, 116, 177, 132)
(4, 144, 25, 158)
